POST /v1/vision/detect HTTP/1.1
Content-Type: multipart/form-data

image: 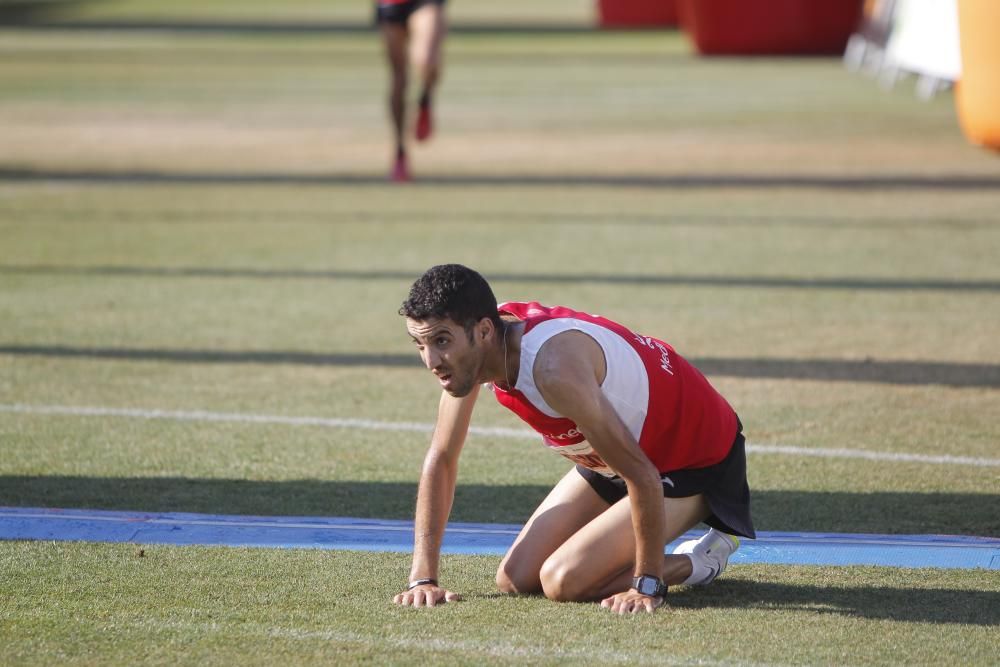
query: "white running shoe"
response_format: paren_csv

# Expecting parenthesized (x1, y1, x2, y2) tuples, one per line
(671, 528, 740, 585)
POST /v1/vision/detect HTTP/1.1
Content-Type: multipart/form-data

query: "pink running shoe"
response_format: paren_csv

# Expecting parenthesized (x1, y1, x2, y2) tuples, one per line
(391, 152, 411, 183)
(415, 102, 433, 142)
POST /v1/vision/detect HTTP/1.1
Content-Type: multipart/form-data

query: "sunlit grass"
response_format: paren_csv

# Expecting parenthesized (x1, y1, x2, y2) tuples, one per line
(1, 2, 998, 663)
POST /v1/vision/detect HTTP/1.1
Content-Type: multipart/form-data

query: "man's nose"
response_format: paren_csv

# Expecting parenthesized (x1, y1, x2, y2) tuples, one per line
(423, 348, 440, 371)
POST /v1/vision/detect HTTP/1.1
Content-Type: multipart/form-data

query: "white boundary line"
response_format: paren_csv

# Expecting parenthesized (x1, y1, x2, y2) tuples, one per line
(6, 612, 727, 665)
(1, 402, 998, 468)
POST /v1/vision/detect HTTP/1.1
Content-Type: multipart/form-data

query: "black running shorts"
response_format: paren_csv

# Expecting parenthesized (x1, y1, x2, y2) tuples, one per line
(376, 0, 446, 25)
(576, 421, 756, 539)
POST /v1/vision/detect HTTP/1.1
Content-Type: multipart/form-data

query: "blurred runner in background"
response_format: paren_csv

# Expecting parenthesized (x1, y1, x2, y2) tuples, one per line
(376, 0, 448, 182)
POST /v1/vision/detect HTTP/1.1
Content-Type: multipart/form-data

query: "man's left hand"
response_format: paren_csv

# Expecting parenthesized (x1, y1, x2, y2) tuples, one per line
(601, 588, 665, 614)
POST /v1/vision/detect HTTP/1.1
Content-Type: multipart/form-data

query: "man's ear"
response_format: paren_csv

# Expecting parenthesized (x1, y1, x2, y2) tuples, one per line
(479, 317, 493, 341)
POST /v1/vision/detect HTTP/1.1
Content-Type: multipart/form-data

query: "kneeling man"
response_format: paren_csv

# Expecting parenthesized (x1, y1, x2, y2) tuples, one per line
(393, 264, 754, 614)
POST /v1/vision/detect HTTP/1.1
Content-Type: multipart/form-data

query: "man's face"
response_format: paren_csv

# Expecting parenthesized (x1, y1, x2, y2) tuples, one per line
(406, 316, 484, 397)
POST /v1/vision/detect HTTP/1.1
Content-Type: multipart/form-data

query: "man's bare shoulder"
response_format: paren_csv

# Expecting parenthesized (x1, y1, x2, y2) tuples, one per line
(533, 330, 605, 392)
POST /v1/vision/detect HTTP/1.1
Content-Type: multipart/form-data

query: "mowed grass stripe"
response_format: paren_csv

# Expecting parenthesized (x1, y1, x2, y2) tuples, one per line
(3, 402, 998, 468)
(4, 165, 1000, 190)
(3, 542, 997, 665)
(3, 344, 999, 387)
(3, 263, 999, 292)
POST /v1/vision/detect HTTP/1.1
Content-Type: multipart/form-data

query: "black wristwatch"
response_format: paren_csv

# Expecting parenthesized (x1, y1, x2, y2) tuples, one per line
(632, 574, 668, 598)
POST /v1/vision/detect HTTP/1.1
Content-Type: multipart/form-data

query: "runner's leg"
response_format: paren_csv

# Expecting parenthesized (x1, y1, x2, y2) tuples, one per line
(539, 493, 711, 602)
(380, 22, 409, 155)
(496, 468, 610, 595)
(408, 2, 446, 140)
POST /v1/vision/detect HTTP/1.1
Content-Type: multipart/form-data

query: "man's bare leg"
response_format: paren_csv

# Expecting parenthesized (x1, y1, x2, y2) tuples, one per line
(496, 468, 611, 594)
(380, 23, 410, 178)
(538, 493, 711, 602)
(408, 3, 446, 141)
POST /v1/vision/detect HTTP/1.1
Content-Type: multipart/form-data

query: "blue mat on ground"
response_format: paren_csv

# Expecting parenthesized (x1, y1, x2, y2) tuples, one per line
(1, 507, 997, 570)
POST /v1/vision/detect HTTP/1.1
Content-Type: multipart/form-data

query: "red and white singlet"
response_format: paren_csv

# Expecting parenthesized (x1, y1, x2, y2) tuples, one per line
(492, 302, 737, 478)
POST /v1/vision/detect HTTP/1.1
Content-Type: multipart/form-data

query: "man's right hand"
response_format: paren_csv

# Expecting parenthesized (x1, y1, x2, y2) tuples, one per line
(393, 583, 462, 608)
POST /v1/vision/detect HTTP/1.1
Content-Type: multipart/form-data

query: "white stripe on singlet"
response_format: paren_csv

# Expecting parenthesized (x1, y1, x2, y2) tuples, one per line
(513, 318, 650, 444)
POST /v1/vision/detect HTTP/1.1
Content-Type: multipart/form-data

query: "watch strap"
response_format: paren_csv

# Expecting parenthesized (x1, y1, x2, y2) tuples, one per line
(407, 578, 438, 590)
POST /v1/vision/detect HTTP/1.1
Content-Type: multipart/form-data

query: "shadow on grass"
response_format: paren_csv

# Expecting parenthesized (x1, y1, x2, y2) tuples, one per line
(4, 264, 1000, 293)
(1, 476, 997, 536)
(3, 167, 1000, 191)
(2, 18, 610, 35)
(3, 343, 999, 387)
(670, 578, 1000, 626)
(0, 0, 83, 23)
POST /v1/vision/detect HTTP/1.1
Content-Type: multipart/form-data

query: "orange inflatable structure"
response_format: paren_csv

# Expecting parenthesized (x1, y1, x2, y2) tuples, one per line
(677, 0, 864, 55)
(956, 0, 1000, 151)
(597, 0, 678, 28)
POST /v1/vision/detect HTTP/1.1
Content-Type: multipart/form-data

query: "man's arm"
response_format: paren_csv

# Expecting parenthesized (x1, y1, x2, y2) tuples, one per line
(533, 331, 668, 613)
(393, 383, 480, 607)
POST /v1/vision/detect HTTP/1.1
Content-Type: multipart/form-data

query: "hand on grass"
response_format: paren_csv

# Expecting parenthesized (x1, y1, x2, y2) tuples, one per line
(601, 588, 665, 614)
(393, 584, 461, 608)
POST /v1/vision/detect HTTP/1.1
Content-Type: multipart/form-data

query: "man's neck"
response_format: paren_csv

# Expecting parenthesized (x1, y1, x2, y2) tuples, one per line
(498, 320, 522, 388)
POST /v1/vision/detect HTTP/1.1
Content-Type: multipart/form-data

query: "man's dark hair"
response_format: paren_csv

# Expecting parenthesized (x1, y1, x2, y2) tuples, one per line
(400, 264, 502, 336)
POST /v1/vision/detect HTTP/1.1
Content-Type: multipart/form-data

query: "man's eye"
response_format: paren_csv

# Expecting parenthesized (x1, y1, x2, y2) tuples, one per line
(436, 338, 449, 347)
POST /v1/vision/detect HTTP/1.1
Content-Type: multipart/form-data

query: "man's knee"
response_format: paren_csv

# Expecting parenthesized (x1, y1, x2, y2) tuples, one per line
(539, 557, 588, 603)
(494, 565, 519, 595)
(495, 560, 541, 595)
(411, 54, 440, 78)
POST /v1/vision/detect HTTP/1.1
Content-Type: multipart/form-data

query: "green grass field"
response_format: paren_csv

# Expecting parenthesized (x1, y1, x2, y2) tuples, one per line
(2, 1, 999, 664)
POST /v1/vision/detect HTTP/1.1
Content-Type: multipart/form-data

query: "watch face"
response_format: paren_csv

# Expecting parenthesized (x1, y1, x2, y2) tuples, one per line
(634, 575, 662, 596)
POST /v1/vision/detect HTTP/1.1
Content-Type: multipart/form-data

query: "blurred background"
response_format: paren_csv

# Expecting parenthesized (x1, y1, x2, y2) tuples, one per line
(1, 0, 998, 524)
(2, 0, 999, 179)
